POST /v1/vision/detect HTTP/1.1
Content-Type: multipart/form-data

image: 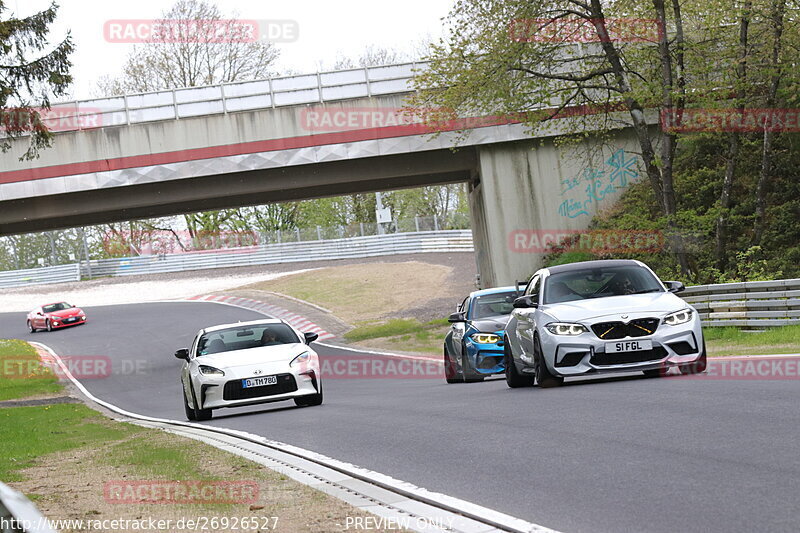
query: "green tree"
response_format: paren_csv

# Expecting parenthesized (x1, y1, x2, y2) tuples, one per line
(0, 1, 73, 160)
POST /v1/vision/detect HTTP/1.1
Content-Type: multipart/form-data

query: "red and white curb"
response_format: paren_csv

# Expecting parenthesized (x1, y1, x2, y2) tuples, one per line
(187, 294, 335, 340)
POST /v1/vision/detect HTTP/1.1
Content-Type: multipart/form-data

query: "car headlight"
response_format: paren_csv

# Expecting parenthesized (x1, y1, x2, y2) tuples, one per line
(290, 352, 311, 366)
(545, 322, 587, 336)
(470, 333, 501, 344)
(664, 308, 693, 326)
(199, 365, 225, 376)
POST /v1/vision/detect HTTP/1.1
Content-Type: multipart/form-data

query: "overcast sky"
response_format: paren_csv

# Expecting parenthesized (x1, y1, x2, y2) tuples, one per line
(16, 0, 454, 100)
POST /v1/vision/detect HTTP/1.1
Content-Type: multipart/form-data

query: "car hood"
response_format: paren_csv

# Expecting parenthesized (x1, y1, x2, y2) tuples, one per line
(194, 343, 308, 369)
(542, 292, 687, 322)
(47, 308, 84, 318)
(469, 316, 510, 333)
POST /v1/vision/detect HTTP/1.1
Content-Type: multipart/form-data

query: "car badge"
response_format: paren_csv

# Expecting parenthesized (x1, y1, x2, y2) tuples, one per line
(621, 315, 629, 320)
(253, 370, 263, 375)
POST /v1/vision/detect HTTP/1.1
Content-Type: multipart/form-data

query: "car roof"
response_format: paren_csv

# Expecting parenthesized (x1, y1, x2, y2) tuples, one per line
(202, 318, 283, 334)
(543, 259, 643, 275)
(42, 302, 69, 307)
(470, 286, 518, 299)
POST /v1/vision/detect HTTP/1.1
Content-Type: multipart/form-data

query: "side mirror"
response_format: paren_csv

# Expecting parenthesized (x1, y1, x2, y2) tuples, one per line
(513, 295, 538, 309)
(447, 312, 466, 323)
(304, 332, 319, 344)
(174, 348, 189, 360)
(664, 281, 685, 293)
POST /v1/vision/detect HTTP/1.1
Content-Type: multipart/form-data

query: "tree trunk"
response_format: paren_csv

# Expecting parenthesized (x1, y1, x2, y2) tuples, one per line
(716, 1, 750, 270)
(753, 0, 786, 245)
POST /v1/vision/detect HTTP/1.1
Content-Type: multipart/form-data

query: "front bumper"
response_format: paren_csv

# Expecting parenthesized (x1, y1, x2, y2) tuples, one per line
(194, 362, 320, 409)
(50, 316, 87, 328)
(538, 314, 704, 377)
(464, 334, 506, 375)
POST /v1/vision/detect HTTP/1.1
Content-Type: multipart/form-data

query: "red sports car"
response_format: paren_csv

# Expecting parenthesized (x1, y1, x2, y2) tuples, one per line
(27, 302, 87, 332)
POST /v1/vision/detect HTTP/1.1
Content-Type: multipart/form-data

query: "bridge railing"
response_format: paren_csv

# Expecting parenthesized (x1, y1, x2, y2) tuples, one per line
(47, 62, 425, 132)
(681, 279, 800, 328)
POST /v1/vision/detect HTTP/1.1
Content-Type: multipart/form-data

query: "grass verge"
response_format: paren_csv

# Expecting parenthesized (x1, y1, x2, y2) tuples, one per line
(705, 325, 800, 357)
(345, 319, 449, 355)
(0, 339, 61, 401)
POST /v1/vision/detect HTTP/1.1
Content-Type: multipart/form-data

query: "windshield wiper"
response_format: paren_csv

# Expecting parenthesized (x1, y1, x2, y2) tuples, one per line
(632, 289, 662, 294)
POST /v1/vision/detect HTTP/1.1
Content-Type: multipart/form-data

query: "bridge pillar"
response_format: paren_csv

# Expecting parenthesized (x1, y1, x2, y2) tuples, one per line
(469, 131, 644, 288)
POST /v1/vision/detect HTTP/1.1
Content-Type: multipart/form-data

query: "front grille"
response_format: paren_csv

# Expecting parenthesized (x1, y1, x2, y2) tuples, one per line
(668, 341, 697, 355)
(477, 354, 503, 370)
(591, 346, 667, 365)
(223, 373, 297, 401)
(591, 318, 660, 340)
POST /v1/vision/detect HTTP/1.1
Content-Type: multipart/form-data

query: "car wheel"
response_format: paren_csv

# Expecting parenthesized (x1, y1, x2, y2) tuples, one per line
(294, 381, 323, 407)
(46, 319, 53, 332)
(504, 336, 534, 388)
(188, 381, 212, 421)
(533, 335, 563, 388)
(680, 341, 707, 375)
(27, 321, 36, 333)
(183, 388, 196, 421)
(443, 345, 462, 384)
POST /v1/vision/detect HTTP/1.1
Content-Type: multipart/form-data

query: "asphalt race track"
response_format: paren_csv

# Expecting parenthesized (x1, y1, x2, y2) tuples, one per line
(2, 302, 799, 533)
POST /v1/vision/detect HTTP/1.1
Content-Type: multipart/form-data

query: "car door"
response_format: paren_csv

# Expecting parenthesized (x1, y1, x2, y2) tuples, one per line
(181, 334, 200, 400)
(514, 274, 541, 360)
(33, 308, 45, 328)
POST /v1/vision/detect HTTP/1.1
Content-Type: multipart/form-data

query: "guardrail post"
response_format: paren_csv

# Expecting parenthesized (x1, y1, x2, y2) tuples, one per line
(295, 228, 301, 242)
(365, 66, 372, 97)
(317, 72, 323, 103)
(434, 215, 439, 231)
(316, 226, 322, 240)
(80, 227, 92, 279)
(220, 83, 228, 114)
(414, 216, 420, 232)
(172, 88, 179, 119)
(359, 222, 364, 236)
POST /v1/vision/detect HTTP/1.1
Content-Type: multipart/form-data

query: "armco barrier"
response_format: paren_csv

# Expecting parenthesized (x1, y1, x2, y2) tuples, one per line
(0, 263, 80, 289)
(682, 279, 800, 328)
(0, 230, 473, 288)
(0, 481, 56, 533)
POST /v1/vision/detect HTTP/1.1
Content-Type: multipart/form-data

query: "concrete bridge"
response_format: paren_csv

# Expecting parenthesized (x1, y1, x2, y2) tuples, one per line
(0, 62, 646, 286)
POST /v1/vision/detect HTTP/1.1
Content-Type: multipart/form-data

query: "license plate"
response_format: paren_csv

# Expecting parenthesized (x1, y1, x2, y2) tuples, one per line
(242, 375, 277, 388)
(64, 317, 77, 323)
(606, 340, 653, 353)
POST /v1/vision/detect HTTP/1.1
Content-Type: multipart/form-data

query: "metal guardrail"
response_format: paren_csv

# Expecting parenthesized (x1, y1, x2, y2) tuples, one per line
(0, 482, 56, 533)
(41, 61, 425, 132)
(682, 279, 800, 328)
(0, 230, 473, 287)
(0, 263, 80, 289)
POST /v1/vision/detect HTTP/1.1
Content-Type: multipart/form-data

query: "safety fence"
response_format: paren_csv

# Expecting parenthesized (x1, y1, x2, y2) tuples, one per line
(0, 230, 473, 288)
(682, 279, 800, 328)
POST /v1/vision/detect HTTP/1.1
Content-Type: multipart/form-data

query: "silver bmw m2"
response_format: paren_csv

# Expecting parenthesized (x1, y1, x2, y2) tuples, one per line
(504, 259, 706, 388)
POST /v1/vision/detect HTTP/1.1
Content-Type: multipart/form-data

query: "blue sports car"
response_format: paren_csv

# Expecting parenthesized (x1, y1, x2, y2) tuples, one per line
(443, 286, 519, 383)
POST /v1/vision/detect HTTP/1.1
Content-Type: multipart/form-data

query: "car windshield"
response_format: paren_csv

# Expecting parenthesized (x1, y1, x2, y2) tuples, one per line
(469, 291, 518, 319)
(543, 265, 664, 304)
(197, 324, 300, 356)
(42, 303, 71, 313)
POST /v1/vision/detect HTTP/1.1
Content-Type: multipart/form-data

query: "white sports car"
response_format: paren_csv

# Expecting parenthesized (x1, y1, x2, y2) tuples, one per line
(175, 319, 322, 420)
(504, 259, 706, 388)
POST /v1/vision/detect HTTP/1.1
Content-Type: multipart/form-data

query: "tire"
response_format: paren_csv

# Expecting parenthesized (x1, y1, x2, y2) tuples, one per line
(183, 388, 196, 421)
(27, 321, 36, 333)
(188, 381, 212, 421)
(46, 319, 53, 332)
(680, 342, 707, 375)
(444, 346, 462, 384)
(294, 381, 323, 407)
(533, 335, 563, 388)
(504, 336, 534, 388)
